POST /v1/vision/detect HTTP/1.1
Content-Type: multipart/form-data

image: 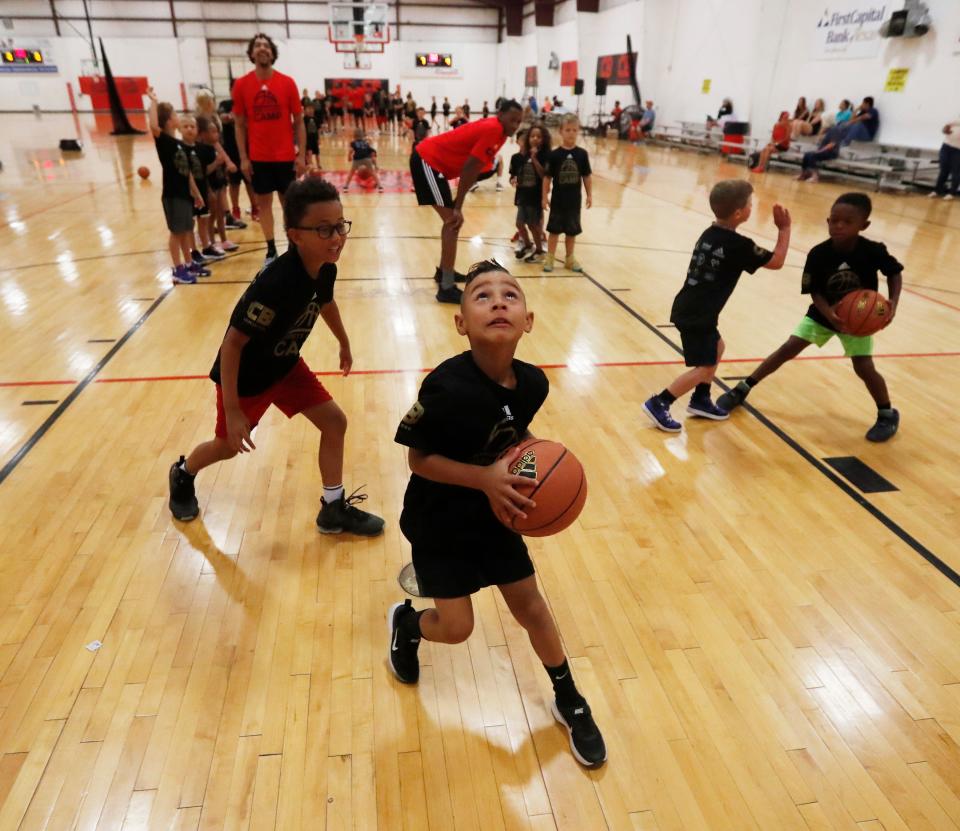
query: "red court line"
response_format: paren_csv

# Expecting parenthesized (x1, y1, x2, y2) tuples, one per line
(2, 351, 959, 390)
(903, 287, 960, 314)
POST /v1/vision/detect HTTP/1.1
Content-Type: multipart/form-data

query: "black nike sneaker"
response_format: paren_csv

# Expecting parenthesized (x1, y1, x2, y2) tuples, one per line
(432, 266, 467, 283)
(717, 380, 752, 412)
(387, 599, 421, 684)
(168, 456, 199, 521)
(866, 408, 899, 442)
(316, 487, 385, 536)
(552, 699, 607, 767)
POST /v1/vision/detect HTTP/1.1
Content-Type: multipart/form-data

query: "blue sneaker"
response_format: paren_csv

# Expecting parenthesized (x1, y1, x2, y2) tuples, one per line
(643, 395, 682, 432)
(687, 398, 729, 420)
(172, 265, 196, 284)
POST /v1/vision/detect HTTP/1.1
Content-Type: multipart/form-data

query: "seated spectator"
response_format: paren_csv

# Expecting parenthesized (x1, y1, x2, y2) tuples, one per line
(792, 96, 810, 123)
(542, 97, 553, 113)
(842, 96, 879, 144)
(930, 117, 960, 200)
(639, 100, 656, 136)
(751, 111, 792, 173)
(604, 100, 623, 131)
(793, 98, 825, 138)
(796, 122, 847, 183)
(529, 95, 539, 114)
(834, 99, 853, 125)
(706, 98, 734, 129)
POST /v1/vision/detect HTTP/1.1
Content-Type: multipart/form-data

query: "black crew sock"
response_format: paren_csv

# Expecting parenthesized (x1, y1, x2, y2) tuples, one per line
(399, 608, 424, 642)
(658, 389, 677, 405)
(545, 659, 585, 708)
(745, 376, 759, 388)
(266, 239, 277, 257)
(693, 383, 712, 402)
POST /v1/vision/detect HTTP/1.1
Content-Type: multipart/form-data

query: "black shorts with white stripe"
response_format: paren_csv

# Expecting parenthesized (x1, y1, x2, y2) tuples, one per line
(409, 150, 454, 208)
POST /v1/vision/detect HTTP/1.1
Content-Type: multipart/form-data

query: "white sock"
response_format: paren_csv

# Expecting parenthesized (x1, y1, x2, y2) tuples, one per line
(323, 484, 345, 503)
(179, 460, 194, 477)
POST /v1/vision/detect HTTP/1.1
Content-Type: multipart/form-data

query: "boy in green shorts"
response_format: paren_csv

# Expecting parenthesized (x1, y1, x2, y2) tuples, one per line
(718, 192, 903, 442)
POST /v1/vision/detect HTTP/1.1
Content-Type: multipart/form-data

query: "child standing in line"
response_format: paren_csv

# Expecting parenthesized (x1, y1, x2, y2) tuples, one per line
(642, 180, 790, 432)
(542, 115, 592, 273)
(168, 177, 386, 535)
(509, 124, 550, 262)
(196, 115, 237, 255)
(147, 87, 204, 285)
(388, 260, 607, 768)
(717, 192, 901, 442)
(303, 102, 322, 172)
(178, 114, 216, 273)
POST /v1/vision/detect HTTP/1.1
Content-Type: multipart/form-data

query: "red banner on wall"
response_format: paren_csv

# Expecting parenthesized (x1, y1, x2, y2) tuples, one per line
(560, 60, 578, 87)
(595, 52, 637, 86)
(524, 65, 538, 87)
(78, 75, 148, 111)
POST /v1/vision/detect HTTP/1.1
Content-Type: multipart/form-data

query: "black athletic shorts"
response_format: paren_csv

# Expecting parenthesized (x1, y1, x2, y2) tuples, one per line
(353, 108, 364, 120)
(677, 325, 721, 367)
(251, 160, 295, 195)
(410, 150, 454, 208)
(400, 512, 534, 599)
(546, 206, 582, 236)
(306, 138, 320, 155)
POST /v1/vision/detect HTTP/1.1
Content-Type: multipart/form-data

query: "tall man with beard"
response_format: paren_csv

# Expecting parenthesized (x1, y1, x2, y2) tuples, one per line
(232, 33, 306, 264)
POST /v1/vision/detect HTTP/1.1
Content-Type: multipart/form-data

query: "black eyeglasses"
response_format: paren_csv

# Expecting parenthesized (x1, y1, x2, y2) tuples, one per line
(293, 220, 352, 239)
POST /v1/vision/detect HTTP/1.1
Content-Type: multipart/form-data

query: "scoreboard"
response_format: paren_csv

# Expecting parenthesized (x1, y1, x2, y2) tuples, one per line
(415, 53, 452, 68)
(0, 46, 57, 73)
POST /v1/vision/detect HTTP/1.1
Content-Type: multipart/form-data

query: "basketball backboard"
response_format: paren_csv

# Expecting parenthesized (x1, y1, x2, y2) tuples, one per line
(329, 2, 390, 47)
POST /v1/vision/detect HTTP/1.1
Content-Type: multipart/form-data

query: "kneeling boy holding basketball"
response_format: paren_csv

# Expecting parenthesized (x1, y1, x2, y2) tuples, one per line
(388, 260, 606, 768)
(718, 192, 902, 442)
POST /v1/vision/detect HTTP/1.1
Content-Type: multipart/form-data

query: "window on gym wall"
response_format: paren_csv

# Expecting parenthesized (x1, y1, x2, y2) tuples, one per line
(206, 42, 250, 101)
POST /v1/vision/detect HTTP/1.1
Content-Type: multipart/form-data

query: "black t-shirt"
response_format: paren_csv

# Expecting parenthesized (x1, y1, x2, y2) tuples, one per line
(430, 101, 437, 116)
(209, 250, 337, 396)
(463, 104, 471, 117)
(304, 115, 319, 142)
(482, 105, 490, 118)
(802, 237, 902, 330)
(182, 142, 205, 189)
(411, 118, 431, 146)
(351, 139, 374, 161)
(546, 146, 591, 210)
(195, 141, 217, 177)
(154, 132, 191, 201)
(219, 114, 239, 158)
(395, 352, 549, 542)
(509, 150, 547, 207)
(449, 117, 468, 130)
(670, 225, 773, 328)
(442, 101, 451, 116)
(404, 99, 417, 116)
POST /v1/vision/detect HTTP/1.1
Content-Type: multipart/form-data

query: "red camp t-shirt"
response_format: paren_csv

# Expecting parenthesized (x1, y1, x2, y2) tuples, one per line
(416, 116, 506, 179)
(231, 69, 301, 162)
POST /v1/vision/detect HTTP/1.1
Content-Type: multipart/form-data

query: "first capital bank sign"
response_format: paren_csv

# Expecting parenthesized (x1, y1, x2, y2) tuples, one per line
(814, 4, 887, 60)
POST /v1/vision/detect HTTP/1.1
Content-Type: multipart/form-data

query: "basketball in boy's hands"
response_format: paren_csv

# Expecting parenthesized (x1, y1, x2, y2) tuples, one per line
(497, 439, 587, 537)
(137, 166, 150, 180)
(834, 289, 891, 336)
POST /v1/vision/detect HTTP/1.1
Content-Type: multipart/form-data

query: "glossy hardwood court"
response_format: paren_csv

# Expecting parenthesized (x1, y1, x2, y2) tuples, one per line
(1, 113, 959, 830)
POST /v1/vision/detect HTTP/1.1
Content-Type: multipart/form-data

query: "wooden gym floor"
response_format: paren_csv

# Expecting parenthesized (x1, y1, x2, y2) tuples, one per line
(0, 112, 959, 830)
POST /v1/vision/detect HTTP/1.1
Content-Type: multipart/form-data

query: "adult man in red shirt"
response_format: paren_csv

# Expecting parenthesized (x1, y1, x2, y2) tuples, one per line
(410, 99, 523, 303)
(232, 33, 306, 264)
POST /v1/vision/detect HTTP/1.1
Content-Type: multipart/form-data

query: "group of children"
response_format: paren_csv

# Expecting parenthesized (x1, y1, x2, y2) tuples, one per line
(507, 114, 593, 272)
(148, 88, 242, 285)
(642, 180, 902, 443)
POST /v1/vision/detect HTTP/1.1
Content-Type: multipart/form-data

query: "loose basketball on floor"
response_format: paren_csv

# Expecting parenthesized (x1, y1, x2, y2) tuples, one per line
(498, 439, 587, 537)
(137, 166, 150, 179)
(834, 289, 891, 336)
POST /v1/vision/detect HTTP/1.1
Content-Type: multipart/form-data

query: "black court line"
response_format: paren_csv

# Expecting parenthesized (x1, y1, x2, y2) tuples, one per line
(656, 323, 676, 329)
(611, 288, 631, 292)
(22, 400, 58, 406)
(87, 338, 116, 344)
(0, 290, 172, 487)
(583, 271, 960, 589)
(723, 376, 749, 381)
(131, 298, 155, 302)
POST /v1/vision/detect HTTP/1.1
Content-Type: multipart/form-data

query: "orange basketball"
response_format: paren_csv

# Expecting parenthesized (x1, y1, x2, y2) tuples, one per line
(498, 439, 587, 537)
(356, 165, 372, 182)
(834, 289, 891, 336)
(137, 166, 150, 179)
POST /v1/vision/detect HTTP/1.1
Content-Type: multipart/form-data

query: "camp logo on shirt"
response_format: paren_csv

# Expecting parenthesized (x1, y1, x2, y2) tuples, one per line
(252, 85, 282, 123)
(273, 299, 322, 358)
(825, 264, 861, 297)
(558, 154, 580, 186)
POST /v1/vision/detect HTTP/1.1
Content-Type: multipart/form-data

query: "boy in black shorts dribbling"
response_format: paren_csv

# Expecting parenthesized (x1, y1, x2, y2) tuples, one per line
(168, 177, 385, 537)
(717, 192, 902, 441)
(643, 180, 790, 432)
(387, 260, 607, 768)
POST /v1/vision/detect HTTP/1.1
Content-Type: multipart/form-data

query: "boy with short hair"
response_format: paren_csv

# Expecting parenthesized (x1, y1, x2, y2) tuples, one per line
(168, 177, 385, 536)
(178, 114, 216, 272)
(388, 260, 607, 768)
(718, 192, 902, 442)
(542, 115, 592, 273)
(342, 128, 383, 193)
(147, 87, 204, 285)
(410, 106, 431, 148)
(643, 180, 791, 432)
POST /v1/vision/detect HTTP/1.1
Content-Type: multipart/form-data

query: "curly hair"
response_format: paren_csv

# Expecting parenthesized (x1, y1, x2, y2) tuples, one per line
(247, 33, 278, 64)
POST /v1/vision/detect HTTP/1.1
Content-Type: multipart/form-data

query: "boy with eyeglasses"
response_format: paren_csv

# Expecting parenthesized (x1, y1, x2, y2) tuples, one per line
(168, 177, 385, 536)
